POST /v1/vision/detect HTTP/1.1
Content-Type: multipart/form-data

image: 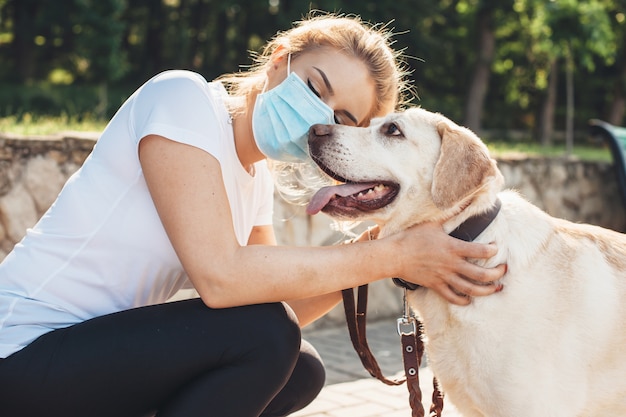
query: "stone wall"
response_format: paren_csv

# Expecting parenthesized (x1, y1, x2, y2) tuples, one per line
(1, 133, 625, 328)
(0, 132, 95, 257)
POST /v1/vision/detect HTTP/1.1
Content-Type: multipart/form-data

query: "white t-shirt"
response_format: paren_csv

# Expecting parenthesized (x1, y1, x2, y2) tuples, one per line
(0, 70, 275, 358)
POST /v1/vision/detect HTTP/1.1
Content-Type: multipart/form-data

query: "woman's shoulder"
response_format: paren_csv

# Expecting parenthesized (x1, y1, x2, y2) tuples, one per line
(128, 70, 230, 155)
(148, 69, 208, 83)
(132, 69, 225, 118)
(141, 70, 211, 97)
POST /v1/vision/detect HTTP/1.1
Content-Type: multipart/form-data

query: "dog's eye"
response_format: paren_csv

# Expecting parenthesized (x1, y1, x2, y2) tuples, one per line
(384, 122, 403, 137)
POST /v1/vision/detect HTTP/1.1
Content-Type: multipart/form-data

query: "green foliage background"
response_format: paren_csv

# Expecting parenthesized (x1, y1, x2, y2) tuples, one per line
(0, 0, 624, 142)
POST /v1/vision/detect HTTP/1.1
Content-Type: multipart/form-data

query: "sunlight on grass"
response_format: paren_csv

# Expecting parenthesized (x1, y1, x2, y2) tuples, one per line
(487, 141, 612, 162)
(0, 114, 106, 135)
(0, 115, 614, 163)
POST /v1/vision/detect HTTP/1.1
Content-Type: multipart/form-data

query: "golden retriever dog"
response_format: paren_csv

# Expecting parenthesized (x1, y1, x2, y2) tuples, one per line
(305, 107, 626, 417)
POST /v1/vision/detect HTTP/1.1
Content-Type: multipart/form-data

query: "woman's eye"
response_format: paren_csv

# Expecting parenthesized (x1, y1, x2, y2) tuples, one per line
(333, 115, 341, 124)
(386, 123, 402, 136)
(307, 79, 321, 98)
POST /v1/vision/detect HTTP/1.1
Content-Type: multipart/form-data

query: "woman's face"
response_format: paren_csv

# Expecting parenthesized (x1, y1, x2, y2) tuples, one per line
(265, 47, 377, 127)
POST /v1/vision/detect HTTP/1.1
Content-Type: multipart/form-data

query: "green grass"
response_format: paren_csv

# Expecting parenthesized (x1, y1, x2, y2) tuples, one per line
(0, 115, 614, 162)
(0, 114, 107, 136)
(487, 141, 612, 162)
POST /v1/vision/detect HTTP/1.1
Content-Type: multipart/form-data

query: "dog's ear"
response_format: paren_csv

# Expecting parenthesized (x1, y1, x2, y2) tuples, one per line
(431, 121, 496, 210)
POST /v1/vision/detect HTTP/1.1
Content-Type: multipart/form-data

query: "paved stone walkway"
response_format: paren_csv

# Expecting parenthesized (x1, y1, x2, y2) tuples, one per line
(294, 317, 461, 417)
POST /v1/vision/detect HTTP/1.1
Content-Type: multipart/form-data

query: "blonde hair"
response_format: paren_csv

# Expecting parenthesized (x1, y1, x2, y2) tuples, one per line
(217, 12, 411, 117)
(216, 12, 413, 210)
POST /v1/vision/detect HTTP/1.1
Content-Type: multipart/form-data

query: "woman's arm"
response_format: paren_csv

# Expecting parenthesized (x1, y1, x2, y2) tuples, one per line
(139, 135, 505, 308)
(248, 224, 342, 328)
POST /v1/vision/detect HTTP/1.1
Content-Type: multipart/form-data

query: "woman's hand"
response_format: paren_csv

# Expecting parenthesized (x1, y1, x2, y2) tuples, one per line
(386, 222, 506, 306)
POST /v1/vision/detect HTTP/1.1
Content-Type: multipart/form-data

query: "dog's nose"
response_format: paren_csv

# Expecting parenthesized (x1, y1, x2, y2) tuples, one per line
(308, 123, 333, 142)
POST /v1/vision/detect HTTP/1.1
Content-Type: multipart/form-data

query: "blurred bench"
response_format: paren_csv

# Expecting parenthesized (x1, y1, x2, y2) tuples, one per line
(589, 119, 626, 207)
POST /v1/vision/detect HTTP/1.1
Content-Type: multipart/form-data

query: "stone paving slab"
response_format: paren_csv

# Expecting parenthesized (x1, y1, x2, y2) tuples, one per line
(297, 317, 461, 417)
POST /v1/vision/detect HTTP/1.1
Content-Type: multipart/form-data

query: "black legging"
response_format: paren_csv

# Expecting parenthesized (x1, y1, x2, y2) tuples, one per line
(0, 298, 325, 417)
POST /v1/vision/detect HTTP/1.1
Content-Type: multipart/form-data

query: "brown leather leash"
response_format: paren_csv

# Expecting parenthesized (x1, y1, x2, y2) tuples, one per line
(342, 198, 502, 416)
(342, 285, 443, 417)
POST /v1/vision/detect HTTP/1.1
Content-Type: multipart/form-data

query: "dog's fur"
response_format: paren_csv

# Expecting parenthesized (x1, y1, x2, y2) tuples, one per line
(306, 107, 626, 416)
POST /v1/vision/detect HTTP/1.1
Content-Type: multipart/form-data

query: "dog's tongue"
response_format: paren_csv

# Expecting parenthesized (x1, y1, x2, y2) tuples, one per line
(306, 182, 379, 215)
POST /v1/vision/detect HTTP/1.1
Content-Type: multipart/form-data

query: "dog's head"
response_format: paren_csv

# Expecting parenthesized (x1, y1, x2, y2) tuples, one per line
(306, 107, 504, 234)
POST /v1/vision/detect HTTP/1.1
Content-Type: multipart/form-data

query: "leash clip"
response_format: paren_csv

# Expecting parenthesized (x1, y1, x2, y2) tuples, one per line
(397, 316, 417, 336)
(397, 288, 417, 336)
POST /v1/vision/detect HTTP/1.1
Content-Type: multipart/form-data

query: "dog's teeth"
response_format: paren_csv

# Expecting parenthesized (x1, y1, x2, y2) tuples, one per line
(354, 184, 389, 200)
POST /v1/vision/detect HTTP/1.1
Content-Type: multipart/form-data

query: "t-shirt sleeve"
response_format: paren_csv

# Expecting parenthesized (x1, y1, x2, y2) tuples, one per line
(129, 70, 222, 159)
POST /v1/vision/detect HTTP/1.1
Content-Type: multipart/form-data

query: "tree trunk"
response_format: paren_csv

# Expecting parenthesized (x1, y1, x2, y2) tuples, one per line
(144, 1, 166, 76)
(609, 91, 625, 126)
(608, 54, 626, 125)
(539, 59, 558, 147)
(186, 0, 206, 70)
(464, 7, 495, 133)
(11, 0, 40, 82)
(565, 51, 574, 155)
(95, 82, 108, 119)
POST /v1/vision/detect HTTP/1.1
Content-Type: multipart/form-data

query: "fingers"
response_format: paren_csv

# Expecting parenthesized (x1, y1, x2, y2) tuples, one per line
(350, 226, 379, 243)
(459, 262, 507, 284)
(447, 273, 503, 297)
(406, 265, 505, 306)
(440, 264, 506, 305)
(436, 284, 472, 306)
(453, 239, 498, 260)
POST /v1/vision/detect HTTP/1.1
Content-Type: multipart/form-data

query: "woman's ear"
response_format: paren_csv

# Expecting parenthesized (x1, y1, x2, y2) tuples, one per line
(431, 121, 496, 210)
(270, 44, 288, 66)
(264, 45, 289, 80)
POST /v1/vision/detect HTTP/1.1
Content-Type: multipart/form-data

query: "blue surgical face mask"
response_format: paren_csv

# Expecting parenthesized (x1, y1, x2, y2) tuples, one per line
(252, 54, 335, 162)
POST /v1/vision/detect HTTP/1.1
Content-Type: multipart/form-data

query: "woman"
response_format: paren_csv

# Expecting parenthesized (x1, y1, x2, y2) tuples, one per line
(0, 13, 505, 417)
